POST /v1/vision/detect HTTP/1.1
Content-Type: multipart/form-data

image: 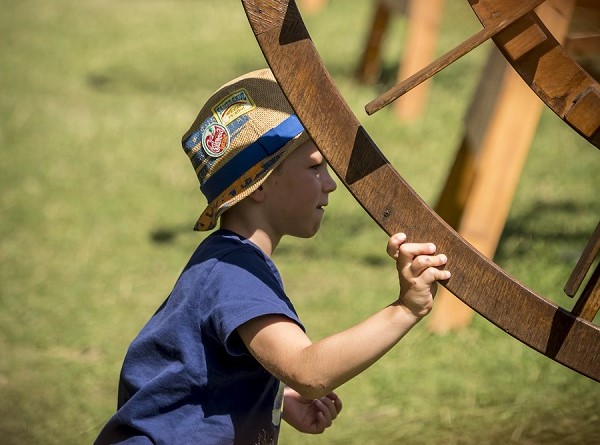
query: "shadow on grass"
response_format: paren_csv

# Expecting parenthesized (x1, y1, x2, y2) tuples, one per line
(496, 198, 597, 261)
(149, 224, 193, 244)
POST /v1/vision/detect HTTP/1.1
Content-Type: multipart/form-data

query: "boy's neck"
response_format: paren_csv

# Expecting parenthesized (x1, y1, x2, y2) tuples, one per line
(220, 221, 279, 257)
(248, 229, 277, 257)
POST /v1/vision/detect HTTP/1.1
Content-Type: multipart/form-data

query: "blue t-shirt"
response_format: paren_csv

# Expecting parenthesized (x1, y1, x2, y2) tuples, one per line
(95, 230, 304, 445)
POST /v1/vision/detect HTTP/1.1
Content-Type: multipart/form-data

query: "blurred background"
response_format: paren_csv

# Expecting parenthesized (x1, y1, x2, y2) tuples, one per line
(1, 0, 598, 444)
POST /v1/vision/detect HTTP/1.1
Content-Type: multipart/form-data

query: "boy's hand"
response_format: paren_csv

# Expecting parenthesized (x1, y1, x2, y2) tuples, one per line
(387, 233, 451, 318)
(282, 387, 342, 434)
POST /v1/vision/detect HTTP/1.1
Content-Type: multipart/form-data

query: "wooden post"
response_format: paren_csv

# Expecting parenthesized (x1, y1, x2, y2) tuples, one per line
(428, 0, 577, 333)
(356, 0, 444, 120)
(393, 0, 445, 120)
(297, 0, 328, 14)
(355, 0, 397, 83)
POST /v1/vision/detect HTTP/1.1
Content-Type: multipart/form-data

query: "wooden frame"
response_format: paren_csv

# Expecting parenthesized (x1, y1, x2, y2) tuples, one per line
(241, 0, 599, 382)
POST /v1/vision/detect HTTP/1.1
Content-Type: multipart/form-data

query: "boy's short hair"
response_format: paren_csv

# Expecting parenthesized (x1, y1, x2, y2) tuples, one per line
(182, 68, 309, 231)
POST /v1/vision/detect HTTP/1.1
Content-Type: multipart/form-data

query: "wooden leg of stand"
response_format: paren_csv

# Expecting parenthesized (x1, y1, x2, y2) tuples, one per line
(393, 0, 445, 121)
(355, 1, 393, 83)
(428, 0, 576, 333)
(432, 42, 510, 229)
(297, 0, 328, 14)
(428, 49, 544, 333)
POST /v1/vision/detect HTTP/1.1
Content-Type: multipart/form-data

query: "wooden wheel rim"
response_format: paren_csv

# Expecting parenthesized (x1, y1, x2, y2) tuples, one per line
(469, 0, 600, 149)
(241, 0, 599, 381)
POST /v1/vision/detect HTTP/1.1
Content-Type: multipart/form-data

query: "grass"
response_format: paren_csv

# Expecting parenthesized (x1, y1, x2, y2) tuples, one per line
(1, 0, 598, 444)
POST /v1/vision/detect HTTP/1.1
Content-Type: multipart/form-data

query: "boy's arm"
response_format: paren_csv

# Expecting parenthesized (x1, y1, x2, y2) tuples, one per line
(237, 233, 450, 400)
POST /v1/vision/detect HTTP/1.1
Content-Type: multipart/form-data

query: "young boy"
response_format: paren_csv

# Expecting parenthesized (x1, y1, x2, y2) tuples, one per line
(95, 68, 450, 445)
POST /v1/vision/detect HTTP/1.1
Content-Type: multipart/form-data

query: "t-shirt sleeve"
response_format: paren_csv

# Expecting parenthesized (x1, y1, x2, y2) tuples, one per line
(204, 248, 303, 356)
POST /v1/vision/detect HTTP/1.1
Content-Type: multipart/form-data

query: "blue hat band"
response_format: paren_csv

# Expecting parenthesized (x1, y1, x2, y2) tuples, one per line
(200, 114, 304, 203)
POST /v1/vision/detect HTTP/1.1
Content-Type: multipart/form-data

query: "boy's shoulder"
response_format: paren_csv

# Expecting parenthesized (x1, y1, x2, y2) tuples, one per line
(189, 230, 271, 273)
(182, 230, 285, 298)
(197, 229, 263, 256)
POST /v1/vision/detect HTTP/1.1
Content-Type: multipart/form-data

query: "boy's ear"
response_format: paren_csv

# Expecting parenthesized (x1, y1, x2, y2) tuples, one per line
(248, 185, 266, 202)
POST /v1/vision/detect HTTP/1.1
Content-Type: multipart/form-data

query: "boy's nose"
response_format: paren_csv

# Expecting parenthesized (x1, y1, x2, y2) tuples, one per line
(323, 167, 337, 193)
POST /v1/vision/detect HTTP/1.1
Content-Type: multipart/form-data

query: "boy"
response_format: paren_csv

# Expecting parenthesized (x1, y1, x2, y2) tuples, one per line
(95, 69, 450, 444)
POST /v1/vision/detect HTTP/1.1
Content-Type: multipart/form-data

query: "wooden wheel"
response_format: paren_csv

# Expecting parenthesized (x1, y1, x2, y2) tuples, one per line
(240, 0, 599, 382)
(468, 0, 600, 148)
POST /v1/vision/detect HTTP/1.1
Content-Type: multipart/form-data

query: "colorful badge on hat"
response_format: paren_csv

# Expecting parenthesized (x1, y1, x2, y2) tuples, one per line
(202, 123, 230, 158)
(212, 88, 256, 126)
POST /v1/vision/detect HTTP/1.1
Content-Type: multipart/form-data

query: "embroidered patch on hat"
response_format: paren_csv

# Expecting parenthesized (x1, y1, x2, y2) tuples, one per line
(201, 123, 230, 157)
(212, 88, 256, 126)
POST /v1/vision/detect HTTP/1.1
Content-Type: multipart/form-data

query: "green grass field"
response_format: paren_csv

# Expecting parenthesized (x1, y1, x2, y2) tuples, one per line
(1, 0, 599, 444)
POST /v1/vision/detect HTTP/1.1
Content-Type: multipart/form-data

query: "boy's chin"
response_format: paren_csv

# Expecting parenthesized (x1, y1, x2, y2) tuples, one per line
(291, 225, 321, 240)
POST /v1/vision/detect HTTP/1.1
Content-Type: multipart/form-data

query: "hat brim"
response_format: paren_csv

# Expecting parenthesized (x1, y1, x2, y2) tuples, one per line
(194, 131, 310, 231)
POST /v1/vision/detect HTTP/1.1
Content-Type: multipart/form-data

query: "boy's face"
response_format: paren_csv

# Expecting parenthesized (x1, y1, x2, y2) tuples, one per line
(262, 140, 337, 239)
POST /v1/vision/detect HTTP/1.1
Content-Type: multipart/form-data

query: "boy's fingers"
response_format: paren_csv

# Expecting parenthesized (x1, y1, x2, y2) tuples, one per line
(421, 265, 452, 283)
(398, 242, 437, 259)
(437, 268, 452, 281)
(315, 399, 334, 425)
(315, 411, 328, 432)
(329, 393, 342, 413)
(389, 236, 451, 282)
(409, 254, 448, 275)
(319, 396, 339, 420)
(386, 233, 406, 259)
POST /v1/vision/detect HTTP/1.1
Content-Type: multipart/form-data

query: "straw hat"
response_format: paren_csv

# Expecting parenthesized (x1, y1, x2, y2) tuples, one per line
(182, 69, 309, 231)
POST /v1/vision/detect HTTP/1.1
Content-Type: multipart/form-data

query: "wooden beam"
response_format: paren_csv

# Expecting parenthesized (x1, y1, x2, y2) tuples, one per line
(365, 0, 546, 115)
(565, 221, 600, 297)
(392, 0, 444, 121)
(572, 263, 600, 322)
